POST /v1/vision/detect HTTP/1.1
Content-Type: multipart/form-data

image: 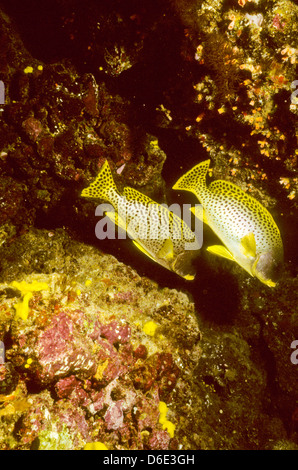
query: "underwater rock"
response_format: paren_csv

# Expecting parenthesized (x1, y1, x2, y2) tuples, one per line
(0, 228, 201, 449)
(0, 363, 18, 395)
(0, 0, 297, 451)
(248, 275, 298, 401)
(0, 4, 167, 247)
(0, 177, 29, 227)
(104, 401, 124, 431)
(99, 320, 131, 346)
(0, 227, 296, 449)
(166, 0, 298, 210)
(17, 390, 91, 449)
(35, 311, 97, 385)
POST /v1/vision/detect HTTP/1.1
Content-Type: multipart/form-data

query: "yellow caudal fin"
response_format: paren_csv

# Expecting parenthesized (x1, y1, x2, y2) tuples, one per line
(172, 160, 210, 196)
(81, 160, 117, 200)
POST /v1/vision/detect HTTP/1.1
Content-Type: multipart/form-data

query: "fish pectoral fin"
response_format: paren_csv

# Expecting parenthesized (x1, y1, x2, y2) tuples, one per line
(265, 279, 276, 288)
(240, 232, 256, 258)
(183, 273, 195, 281)
(132, 240, 157, 263)
(106, 211, 139, 240)
(190, 205, 209, 225)
(157, 238, 174, 261)
(207, 245, 235, 261)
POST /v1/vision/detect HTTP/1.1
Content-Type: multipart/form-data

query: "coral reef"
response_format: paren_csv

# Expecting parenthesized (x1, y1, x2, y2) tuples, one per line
(0, 0, 297, 450)
(170, 0, 297, 205)
(0, 229, 200, 449)
(0, 228, 297, 450)
(0, 5, 167, 248)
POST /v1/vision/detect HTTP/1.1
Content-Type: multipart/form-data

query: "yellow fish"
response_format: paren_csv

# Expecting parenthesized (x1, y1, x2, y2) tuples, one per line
(173, 160, 283, 287)
(81, 161, 200, 280)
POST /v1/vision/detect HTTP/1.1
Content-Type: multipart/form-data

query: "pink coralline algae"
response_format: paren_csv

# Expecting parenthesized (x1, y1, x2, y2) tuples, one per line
(55, 375, 88, 402)
(148, 430, 171, 450)
(22, 117, 43, 142)
(18, 393, 91, 447)
(54, 400, 91, 442)
(22, 310, 137, 388)
(36, 311, 97, 384)
(82, 75, 99, 117)
(0, 227, 197, 449)
(133, 344, 148, 360)
(55, 375, 105, 414)
(95, 338, 134, 385)
(272, 14, 285, 30)
(104, 401, 124, 430)
(100, 320, 131, 345)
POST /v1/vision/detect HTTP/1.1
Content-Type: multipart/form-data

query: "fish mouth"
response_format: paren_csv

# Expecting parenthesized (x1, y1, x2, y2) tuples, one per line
(171, 250, 198, 280)
(252, 250, 283, 287)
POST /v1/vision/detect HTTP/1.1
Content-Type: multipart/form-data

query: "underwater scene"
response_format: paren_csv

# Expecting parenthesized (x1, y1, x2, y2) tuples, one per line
(0, 0, 297, 452)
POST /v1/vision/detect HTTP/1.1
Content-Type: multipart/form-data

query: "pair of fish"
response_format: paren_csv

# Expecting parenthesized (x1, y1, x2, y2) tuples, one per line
(81, 160, 283, 286)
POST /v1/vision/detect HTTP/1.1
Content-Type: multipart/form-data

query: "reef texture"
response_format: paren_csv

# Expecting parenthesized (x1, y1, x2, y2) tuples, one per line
(0, 228, 199, 450)
(0, 0, 297, 450)
(0, 1, 297, 242)
(0, 228, 297, 450)
(171, 0, 298, 202)
(0, 3, 167, 249)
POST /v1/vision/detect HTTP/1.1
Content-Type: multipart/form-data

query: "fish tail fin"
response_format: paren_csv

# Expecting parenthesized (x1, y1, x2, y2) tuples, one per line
(172, 160, 210, 196)
(81, 160, 117, 200)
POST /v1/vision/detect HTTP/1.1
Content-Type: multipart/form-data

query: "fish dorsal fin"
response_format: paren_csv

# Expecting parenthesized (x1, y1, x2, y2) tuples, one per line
(172, 160, 210, 196)
(123, 186, 154, 205)
(209, 179, 259, 210)
(207, 245, 235, 261)
(81, 160, 117, 200)
(240, 232, 256, 258)
(209, 179, 245, 196)
(190, 205, 209, 225)
(132, 240, 157, 263)
(157, 238, 174, 261)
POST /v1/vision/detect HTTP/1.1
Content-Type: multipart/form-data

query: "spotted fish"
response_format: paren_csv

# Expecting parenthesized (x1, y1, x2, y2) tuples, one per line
(173, 160, 283, 287)
(81, 161, 200, 280)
